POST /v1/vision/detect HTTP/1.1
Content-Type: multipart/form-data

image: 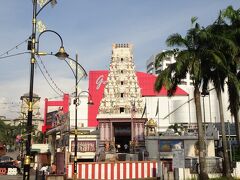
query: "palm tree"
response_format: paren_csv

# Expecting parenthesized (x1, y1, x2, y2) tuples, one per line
(200, 25, 238, 177)
(209, 6, 240, 146)
(155, 19, 209, 179)
(205, 8, 240, 173)
(221, 6, 240, 148)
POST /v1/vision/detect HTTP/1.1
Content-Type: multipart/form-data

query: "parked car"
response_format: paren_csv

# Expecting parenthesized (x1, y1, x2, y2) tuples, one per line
(0, 161, 16, 168)
(0, 155, 13, 162)
(0, 156, 20, 174)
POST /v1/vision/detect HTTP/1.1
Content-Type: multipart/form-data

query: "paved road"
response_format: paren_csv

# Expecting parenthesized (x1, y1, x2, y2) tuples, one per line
(0, 175, 36, 180)
(0, 169, 37, 180)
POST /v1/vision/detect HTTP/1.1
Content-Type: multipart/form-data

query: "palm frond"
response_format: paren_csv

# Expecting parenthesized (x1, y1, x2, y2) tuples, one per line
(227, 78, 240, 114)
(191, 16, 198, 25)
(166, 33, 186, 47)
(155, 50, 175, 68)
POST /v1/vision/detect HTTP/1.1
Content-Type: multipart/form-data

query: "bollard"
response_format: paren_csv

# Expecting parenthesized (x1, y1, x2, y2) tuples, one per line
(42, 170, 46, 180)
(35, 169, 38, 180)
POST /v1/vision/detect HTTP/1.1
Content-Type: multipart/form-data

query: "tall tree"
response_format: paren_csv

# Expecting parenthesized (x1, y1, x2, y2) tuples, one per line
(200, 25, 237, 177)
(155, 20, 209, 179)
(206, 7, 240, 162)
(221, 6, 240, 148)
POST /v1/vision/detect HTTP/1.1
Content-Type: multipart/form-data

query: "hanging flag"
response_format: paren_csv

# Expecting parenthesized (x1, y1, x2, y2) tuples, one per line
(141, 102, 146, 118)
(155, 99, 159, 117)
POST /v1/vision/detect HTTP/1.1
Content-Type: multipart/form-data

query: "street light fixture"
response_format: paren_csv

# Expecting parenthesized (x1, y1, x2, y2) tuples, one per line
(64, 54, 91, 179)
(73, 89, 93, 179)
(36, 29, 69, 60)
(55, 46, 69, 60)
(24, 0, 66, 180)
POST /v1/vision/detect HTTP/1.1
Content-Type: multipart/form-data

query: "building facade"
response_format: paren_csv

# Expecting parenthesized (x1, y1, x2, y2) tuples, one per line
(146, 52, 192, 86)
(146, 52, 233, 125)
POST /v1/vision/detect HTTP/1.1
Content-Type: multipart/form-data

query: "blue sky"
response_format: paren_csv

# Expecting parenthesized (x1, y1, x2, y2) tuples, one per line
(0, 0, 239, 118)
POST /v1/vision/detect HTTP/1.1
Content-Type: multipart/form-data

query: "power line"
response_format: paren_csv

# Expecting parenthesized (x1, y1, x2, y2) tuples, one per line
(48, 95, 66, 100)
(162, 87, 216, 119)
(0, 52, 30, 60)
(37, 56, 65, 94)
(35, 57, 65, 95)
(0, 102, 21, 105)
(35, 60, 62, 96)
(0, 37, 29, 57)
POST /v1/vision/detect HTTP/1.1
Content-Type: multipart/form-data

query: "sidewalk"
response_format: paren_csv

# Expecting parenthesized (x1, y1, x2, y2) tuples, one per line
(0, 174, 36, 180)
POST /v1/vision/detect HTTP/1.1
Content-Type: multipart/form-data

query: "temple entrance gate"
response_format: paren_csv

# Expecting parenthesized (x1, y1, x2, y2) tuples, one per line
(114, 122, 131, 153)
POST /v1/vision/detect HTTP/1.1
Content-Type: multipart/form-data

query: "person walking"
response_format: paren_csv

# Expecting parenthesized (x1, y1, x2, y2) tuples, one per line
(50, 163, 56, 174)
(124, 144, 128, 152)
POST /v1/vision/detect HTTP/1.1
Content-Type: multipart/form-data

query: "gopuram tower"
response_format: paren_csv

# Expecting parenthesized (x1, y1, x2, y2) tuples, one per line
(97, 43, 147, 153)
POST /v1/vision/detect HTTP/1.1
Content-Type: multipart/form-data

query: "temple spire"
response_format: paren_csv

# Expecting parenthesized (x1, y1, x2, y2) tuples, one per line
(98, 43, 143, 118)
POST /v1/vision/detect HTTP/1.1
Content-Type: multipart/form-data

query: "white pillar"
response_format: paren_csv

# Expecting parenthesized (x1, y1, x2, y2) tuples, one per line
(134, 122, 138, 140)
(139, 123, 144, 140)
(100, 123, 104, 141)
(105, 123, 109, 141)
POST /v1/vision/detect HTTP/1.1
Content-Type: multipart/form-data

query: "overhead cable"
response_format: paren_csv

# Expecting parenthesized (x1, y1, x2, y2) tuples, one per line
(0, 37, 29, 57)
(35, 59, 63, 96)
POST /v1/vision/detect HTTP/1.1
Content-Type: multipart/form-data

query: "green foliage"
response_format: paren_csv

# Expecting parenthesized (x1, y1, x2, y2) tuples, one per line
(0, 121, 20, 147)
(32, 130, 45, 144)
(154, 5, 240, 179)
(168, 123, 183, 135)
(233, 147, 240, 162)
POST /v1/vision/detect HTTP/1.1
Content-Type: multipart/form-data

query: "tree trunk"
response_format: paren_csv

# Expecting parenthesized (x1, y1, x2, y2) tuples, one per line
(216, 89, 232, 178)
(194, 87, 209, 179)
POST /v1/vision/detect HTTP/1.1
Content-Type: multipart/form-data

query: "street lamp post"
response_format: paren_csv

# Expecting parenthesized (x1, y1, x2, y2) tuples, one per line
(24, 1, 67, 179)
(23, 1, 38, 179)
(35, 51, 88, 178)
(66, 54, 92, 179)
(43, 52, 89, 179)
(73, 89, 93, 179)
(74, 54, 79, 179)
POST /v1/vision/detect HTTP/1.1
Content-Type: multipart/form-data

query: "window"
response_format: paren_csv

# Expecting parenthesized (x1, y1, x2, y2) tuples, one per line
(121, 70, 123, 73)
(121, 58, 123, 62)
(121, 81, 124, 85)
(121, 93, 124, 97)
(120, 107, 124, 113)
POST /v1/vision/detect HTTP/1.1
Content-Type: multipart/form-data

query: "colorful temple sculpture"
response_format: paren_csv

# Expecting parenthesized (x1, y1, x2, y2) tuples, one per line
(97, 44, 147, 153)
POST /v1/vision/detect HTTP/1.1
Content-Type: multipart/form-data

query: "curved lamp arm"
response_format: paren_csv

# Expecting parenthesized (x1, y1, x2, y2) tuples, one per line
(36, 30, 69, 60)
(35, 52, 87, 85)
(36, 0, 57, 17)
(78, 90, 94, 105)
(65, 56, 87, 84)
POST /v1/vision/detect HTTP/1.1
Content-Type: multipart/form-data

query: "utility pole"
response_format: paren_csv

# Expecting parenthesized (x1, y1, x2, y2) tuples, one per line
(74, 54, 78, 179)
(23, 1, 37, 179)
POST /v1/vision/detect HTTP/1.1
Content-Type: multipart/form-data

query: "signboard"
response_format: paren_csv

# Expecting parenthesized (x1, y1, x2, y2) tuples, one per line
(46, 108, 70, 135)
(71, 141, 96, 152)
(56, 134, 69, 148)
(46, 110, 58, 126)
(159, 140, 183, 152)
(172, 149, 185, 168)
(46, 109, 69, 128)
(88, 71, 188, 127)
